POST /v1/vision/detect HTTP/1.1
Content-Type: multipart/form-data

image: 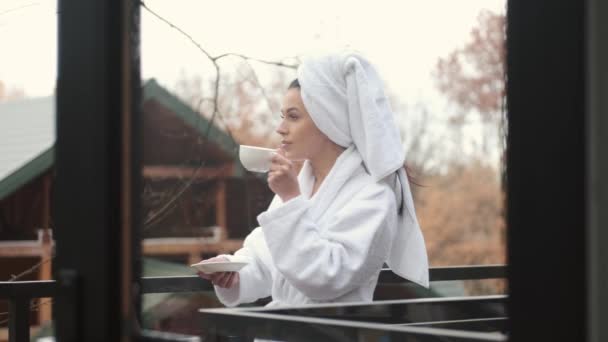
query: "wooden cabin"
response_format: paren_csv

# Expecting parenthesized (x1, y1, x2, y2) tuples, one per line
(0, 79, 274, 334)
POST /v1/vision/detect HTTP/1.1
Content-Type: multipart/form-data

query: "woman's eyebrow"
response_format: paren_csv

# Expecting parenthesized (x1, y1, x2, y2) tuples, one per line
(280, 107, 299, 114)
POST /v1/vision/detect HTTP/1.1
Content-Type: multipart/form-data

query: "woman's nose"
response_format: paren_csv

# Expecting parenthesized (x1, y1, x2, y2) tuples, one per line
(276, 120, 287, 135)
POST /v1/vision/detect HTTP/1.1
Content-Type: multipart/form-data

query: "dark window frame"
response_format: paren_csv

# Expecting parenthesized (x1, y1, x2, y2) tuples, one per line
(51, 0, 608, 341)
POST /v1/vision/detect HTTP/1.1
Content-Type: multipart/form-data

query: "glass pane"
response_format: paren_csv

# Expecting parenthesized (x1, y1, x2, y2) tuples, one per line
(139, 0, 507, 337)
(0, 1, 58, 340)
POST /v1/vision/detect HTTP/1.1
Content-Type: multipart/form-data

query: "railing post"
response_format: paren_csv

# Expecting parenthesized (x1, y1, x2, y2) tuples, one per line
(56, 269, 80, 341)
(8, 298, 29, 342)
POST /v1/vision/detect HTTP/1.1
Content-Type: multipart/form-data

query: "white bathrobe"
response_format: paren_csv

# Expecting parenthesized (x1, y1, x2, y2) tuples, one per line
(215, 146, 406, 307)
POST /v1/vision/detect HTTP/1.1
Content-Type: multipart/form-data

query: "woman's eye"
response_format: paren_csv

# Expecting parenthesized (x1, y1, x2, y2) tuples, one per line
(279, 112, 298, 120)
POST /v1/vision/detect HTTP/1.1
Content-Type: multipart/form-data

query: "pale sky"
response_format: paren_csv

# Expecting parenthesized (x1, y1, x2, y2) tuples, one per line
(1, 0, 505, 98)
(1, 0, 506, 169)
(141, 1, 505, 112)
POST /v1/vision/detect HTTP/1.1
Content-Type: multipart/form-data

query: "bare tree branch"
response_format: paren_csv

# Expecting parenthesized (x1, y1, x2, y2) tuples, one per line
(140, 1, 294, 231)
(143, 98, 220, 229)
(213, 52, 298, 69)
(8, 256, 54, 281)
(0, 2, 39, 17)
(140, 1, 214, 62)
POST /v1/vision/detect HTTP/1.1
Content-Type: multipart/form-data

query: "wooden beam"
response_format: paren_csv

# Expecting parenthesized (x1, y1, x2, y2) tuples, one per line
(0, 236, 244, 258)
(0, 230, 55, 257)
(38, 229, 53, 324)
(143, 164, 234, 180)
(0, 241, 46, 257)
(142, 238, 243, 256)
(42, 175, 51, 230)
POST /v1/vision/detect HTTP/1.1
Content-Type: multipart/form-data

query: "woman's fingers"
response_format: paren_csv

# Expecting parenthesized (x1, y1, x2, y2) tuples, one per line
(195, 256, 230, 281)
(210, 272, 225, 285)
(198, 272, 221, 284)
(215, 272, 229, 287)
(223, 273, 233, 288)
(228, 273, 238, 288)
(219, 272, 232, 288)
(198, 271, 212, 280)
(198, 268, 238, 289)
(269, 158, 292, 177)
(210, 272, 236, 288)
(271, 153, 292, 166)
(228, 272, 239, 288)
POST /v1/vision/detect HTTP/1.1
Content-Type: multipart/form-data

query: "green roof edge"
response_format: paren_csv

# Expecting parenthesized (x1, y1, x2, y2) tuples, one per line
(0, 146, 54, 200)
(0, 80, 251, 200)
(142, 79, 246, 176)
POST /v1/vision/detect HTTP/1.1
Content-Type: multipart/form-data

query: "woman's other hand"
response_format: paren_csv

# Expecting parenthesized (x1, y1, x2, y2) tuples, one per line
(196, 256, 240, 289)
(268, 149, 300, 202)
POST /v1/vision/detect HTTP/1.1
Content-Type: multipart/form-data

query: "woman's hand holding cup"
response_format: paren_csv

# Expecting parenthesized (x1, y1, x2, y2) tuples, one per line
(268, 149, 300, 202)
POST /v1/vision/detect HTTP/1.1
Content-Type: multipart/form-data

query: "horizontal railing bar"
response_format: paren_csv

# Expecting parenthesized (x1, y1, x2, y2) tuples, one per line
(136, 329, 201, 341)
(395, 317, 508, 334)
(378, 265, 506, 284)
(398, 317, 508, 326)
(141, 276, 213, 294)
(0, 280, 58, 298)
(140, 265, 507, 294)
(231, 294, 507, 313)
(429, 265, 506, 281)
(199, 308, 507, 341)
(0, 265, 507, 298)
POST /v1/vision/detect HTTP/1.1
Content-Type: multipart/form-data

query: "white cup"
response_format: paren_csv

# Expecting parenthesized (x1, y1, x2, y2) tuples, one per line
(239, 145, 276, 173)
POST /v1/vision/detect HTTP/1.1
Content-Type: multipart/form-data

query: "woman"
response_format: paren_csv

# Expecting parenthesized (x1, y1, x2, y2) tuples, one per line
(198, 51, 429, 308)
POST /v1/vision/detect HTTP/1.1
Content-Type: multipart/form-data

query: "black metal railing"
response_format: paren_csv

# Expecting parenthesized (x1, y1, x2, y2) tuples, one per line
(0, 265, 506, 342)
(200, 295, 508, 341)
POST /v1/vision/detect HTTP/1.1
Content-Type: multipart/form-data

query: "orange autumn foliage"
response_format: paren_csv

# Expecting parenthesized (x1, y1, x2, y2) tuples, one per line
(416, 163, 506, 266)
(414, 162, 506, 294)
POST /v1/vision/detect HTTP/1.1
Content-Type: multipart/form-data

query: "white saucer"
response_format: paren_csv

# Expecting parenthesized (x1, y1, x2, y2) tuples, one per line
(190, 261, 248, 273)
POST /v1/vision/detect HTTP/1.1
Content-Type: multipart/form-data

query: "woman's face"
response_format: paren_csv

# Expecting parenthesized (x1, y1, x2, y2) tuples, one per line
(276, 88, 329, 161)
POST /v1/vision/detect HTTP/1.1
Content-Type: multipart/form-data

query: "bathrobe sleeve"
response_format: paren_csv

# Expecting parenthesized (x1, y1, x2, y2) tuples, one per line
(213, 227, 274, 307)
(257, 183, 396, 301)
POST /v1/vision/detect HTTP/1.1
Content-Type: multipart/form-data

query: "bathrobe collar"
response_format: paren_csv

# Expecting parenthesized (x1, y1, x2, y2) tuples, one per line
(298, 145, 429, 287)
